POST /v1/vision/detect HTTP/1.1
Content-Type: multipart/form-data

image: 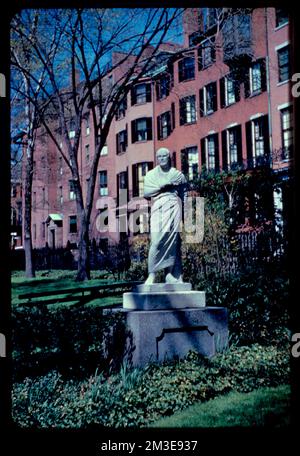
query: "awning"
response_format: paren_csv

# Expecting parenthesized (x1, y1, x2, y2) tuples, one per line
(46, 213, 63, 224)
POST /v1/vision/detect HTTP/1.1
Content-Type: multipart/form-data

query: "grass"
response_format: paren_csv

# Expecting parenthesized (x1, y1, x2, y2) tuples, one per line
(150, 385, 291, 428)
(11, 269, 124, 308)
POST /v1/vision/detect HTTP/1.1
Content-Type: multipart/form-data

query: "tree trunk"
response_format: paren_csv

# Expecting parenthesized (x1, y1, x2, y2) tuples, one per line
(76, 210, 91, 281)
(24, 149, 35, 278)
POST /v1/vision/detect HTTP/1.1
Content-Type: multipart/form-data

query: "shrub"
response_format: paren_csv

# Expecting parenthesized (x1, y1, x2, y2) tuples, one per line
(12, 306, 129, 381)
(12, 343, 290, 429)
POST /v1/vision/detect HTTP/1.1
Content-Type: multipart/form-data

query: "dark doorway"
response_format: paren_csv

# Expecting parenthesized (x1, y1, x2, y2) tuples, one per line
(50, 229, 55, 249)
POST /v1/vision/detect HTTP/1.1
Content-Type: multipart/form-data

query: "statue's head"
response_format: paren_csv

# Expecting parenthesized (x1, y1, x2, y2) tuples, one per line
(156, 147, 171, 169)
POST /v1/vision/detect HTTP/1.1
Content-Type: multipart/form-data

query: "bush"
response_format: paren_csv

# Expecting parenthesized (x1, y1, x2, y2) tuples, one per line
(12, 306, 130, 381)
(12, 343, 290, 429)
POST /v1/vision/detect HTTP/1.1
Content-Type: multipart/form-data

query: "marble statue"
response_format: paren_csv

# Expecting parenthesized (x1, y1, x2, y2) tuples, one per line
(143, 147, 187, 284)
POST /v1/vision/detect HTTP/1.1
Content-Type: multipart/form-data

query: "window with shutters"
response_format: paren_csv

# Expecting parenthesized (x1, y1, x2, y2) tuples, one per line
(99, 170, 108, 196)
(245, 59, 266, 97)
(116, 97, 127, 119)
(225, 76, 236, 105)
(116, 128, 128, 154)
(275, 9, 289, 28)
(281, 107, 293, 158)
(119, 171, 128, 190)
(226, 126, 242, 168)
(178, 56, 195, 82)
(132, 162, 152, 197)
(69, 215, 77, 233)
(207, 136, 216, 170)
(131, 83, 151, 105)
(201, 134, 219, 171)
(179, 95, 196, 125)
(156, 71, 173, 100)
(277, 45, 291, 83)
(252, 119, 265, 162)
(200, 82, 217, 116)
(131, 118, 152, 142)
(157, 111, 172, 140)
(69, 180, 76, 200)
(198, 37, 216, 70)
(181, 146, 198, 181)
(117, 170, 129, 209)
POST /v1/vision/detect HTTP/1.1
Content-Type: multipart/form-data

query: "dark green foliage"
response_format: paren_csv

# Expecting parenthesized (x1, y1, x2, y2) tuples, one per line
(12, 306, 128, 380)
(12, 344, 290, 429)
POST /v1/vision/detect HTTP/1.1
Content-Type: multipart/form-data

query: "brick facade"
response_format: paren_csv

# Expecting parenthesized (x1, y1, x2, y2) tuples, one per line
(18, 7, 293, 249)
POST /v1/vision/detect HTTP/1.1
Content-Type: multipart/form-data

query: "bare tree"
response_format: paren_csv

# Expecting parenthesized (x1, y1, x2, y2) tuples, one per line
(11, 11, 53, 277)
(11, 8, 184, 280)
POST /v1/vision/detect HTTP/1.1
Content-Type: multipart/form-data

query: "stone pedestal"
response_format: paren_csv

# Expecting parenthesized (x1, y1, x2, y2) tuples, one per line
(124, 307, 228, 367)
(122, 283, 229, 367)
(123, 282, 205, 310)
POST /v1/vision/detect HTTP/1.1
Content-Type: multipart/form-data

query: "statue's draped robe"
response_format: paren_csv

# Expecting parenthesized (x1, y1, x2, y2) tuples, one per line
(144, 166, 187, 275)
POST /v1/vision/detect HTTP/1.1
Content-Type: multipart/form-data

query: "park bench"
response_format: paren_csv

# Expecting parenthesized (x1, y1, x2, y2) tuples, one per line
(18, 280, 143, 307)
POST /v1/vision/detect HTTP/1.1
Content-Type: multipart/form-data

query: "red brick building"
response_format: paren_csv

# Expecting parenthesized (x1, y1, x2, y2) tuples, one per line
(18, 7, 293, 249)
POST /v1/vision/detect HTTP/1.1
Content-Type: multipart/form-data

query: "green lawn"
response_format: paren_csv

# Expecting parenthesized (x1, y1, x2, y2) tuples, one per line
(11, 269, 123, 308)
(150, 385, 291, 428)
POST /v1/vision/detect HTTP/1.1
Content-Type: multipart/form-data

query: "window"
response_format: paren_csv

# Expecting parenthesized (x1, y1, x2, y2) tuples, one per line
(69, 215, 77, 234)
(100, 144, 108, 156)
(33, 224, 36, 240)
(220, 74, 240, 107)
(59, 186, 63, 206)
(198, 37, 216, 70)
(69, 180, 76, 200)
(131, 118, 153, 142)
(179, 95, 196, 125)
(116, 128, 128, 154)
(117, 170, 128, 210)
(199, 82, 217, 116)
(157, 111, 172, 140)
(69, 120, 75, 139)
(85, 116, 90, 135)
(245, 59, 266, 96)
(207, 136, 216, 170)
(201, 134, 219, 171)
(137, 163, 149, 197)
(200, 8, 218, 33)
(245, 116, 269, 167)
(281, 107, 293, 158)
(11, 184, 16, 198)
(42, 188, 45, 207)
(277, 45, 291, 83)
(99, 171, 108, 196)
(131, 83, 151, 105)
(181, 146, 198, 181)
(178, 56, 195, 82)
(276, 9, 288, 28)
(253, 120, 265, 158)
(156, 70, 173, 100)
(59, 157, 63, 176)
(221, 125, 242, 170)
(85, 144, 90, 162)
(41, 222, 45, 239)
(33, 192, 36, 209)
(116, 97, 127, 120)
(132, 162, 153, 197)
